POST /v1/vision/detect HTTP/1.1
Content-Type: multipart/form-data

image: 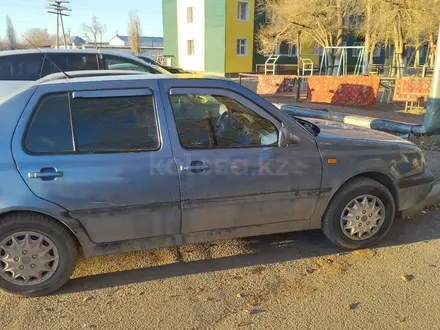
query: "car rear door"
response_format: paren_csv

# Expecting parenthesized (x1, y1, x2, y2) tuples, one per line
(160, 80, 322, 234)
(12, 78, 181, 243)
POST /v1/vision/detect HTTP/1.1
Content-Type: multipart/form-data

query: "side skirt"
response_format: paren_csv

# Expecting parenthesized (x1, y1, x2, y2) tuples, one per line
(81, 219, 311, 258)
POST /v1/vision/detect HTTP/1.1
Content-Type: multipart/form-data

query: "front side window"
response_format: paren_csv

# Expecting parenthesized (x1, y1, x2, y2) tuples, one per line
(170, 93, 278, 149)
(104, 55, 158, 74)
(0, 54, 43, 80)
(71, 95, 160, 153)
(237, 2, 249, 21)
(25, 93, 74, 153)
(42, 53, 99, 76)
(236, 39, 248, 56)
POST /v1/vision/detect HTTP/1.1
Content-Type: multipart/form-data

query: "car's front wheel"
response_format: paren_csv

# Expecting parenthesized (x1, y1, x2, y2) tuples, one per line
(0, 213, 78, 297)
(322, 178, 396, 249)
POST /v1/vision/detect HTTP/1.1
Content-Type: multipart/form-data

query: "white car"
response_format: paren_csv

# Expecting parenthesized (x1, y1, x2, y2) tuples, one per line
(0, 49, 169, 98)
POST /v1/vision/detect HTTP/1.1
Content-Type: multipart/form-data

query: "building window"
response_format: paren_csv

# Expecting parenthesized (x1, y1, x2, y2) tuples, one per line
(187, 7, 194, 23)
(274, 42, 281, 55)
(265, 6, 273, 24)
(353, 42, 364, 57)
(237, 2, 249, 21)
(236, 39, 248, 56)
(374, 45, 382, 58)
(313, 44, 323, 56)
(288, 44, 297, 57)
(187, 40, 195, 56)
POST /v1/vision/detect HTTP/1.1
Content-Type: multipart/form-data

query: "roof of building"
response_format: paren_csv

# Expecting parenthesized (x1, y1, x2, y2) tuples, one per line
(71, 36, 86, 45)
(111, 35, 164, 47)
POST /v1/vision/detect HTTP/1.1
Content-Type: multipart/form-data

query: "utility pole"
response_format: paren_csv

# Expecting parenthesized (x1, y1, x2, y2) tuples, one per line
(47, 0, 71, 48)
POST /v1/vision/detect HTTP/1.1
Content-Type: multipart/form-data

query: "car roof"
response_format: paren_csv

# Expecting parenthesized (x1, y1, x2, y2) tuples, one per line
(36, 72, 228, 87)
(0, 48, 157, 66)
(38, 70, 149, 83)
(0, 48, 131, 57)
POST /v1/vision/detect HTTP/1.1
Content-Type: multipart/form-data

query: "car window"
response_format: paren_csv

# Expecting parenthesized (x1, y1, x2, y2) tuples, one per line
(170, 94, 279, 149)
(71, 95, 160, 152)
(42, 53, 99, 76)
(104, 55, 157, 74)
(0, 54, 43, 80)
(25, 93, 74, 153)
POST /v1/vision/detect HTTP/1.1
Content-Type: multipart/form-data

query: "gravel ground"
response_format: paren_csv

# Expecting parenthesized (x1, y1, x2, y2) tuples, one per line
(1, 213, 440, 330)
(2, 118, 440, 329)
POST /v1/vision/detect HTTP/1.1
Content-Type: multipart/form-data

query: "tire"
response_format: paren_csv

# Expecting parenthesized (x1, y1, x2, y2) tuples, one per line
(322, 177, 396, 250)
(0, 212, 78, 297)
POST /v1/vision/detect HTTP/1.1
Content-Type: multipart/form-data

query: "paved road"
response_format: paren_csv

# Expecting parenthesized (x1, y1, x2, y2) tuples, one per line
(1, 210, 439, 329)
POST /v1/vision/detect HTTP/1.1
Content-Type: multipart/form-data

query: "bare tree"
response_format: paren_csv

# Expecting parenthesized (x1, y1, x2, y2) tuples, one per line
(364, 0, 440, 75)
(82, 15, 107, 45)
(257, 0, 356, 73)
(257, 0, 440, 76)
(23, 28, 56, 48)
(128, 11, 142, 55)
(6, 15, 16, 50)
(353, 0, 385, 73)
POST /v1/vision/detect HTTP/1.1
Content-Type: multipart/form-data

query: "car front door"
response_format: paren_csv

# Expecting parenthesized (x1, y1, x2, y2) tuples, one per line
(160, 82, 322, 234)
(12, 79, 181, 243)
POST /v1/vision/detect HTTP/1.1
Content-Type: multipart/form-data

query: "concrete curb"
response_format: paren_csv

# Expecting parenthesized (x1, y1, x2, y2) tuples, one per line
(403, 183, 440, 217)
(274, 103, 425, 135)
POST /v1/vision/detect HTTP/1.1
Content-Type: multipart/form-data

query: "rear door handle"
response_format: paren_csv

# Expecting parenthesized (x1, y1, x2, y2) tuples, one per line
(28, 168, 64, 180)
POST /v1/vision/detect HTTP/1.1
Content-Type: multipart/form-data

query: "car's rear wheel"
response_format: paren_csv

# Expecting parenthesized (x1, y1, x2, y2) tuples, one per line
(0, 213, 77, 297)
(322, 178, 396, 249)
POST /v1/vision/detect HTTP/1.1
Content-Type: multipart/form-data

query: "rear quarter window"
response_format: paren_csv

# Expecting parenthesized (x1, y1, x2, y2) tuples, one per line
(0, 54, 43, 81)
(25, 93, 74, 153)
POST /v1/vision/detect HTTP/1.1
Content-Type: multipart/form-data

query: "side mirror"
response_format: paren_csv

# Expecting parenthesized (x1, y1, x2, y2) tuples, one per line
(279, 124, 300, 147)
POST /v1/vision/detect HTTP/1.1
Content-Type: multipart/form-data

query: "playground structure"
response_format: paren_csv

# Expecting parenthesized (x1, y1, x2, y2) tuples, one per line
(318, 46, 366, 76)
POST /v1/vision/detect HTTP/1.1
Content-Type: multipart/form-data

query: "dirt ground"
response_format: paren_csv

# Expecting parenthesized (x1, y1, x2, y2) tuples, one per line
(2, 95, 440, 329)
(1, 208, 440, 329)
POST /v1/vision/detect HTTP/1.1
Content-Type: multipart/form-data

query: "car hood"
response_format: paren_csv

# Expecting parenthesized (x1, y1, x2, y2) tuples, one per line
(302, 118, 426, 181)
(307, 118, 413, 145)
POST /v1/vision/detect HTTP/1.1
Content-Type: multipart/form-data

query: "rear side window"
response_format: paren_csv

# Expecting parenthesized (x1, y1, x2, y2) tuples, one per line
(104, 55, 158, 74)
(25, 94, 74, 153)
(42, 53, 99, 76)
(71, 95, 160, 152)
(0, 54, 43, 80)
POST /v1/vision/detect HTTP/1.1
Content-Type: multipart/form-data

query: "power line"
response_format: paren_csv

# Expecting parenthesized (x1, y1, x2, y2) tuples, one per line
(47, 0, 71, 48)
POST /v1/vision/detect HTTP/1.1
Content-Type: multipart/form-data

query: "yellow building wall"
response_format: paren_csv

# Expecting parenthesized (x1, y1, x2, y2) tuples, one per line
(225, 0, 255, 73)
(300, 44, 321, 67)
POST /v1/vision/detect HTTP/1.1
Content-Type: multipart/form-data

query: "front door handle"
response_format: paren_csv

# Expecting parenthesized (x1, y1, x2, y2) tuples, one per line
(180, 161, 210, 173)
(29, 168, 63, 180)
